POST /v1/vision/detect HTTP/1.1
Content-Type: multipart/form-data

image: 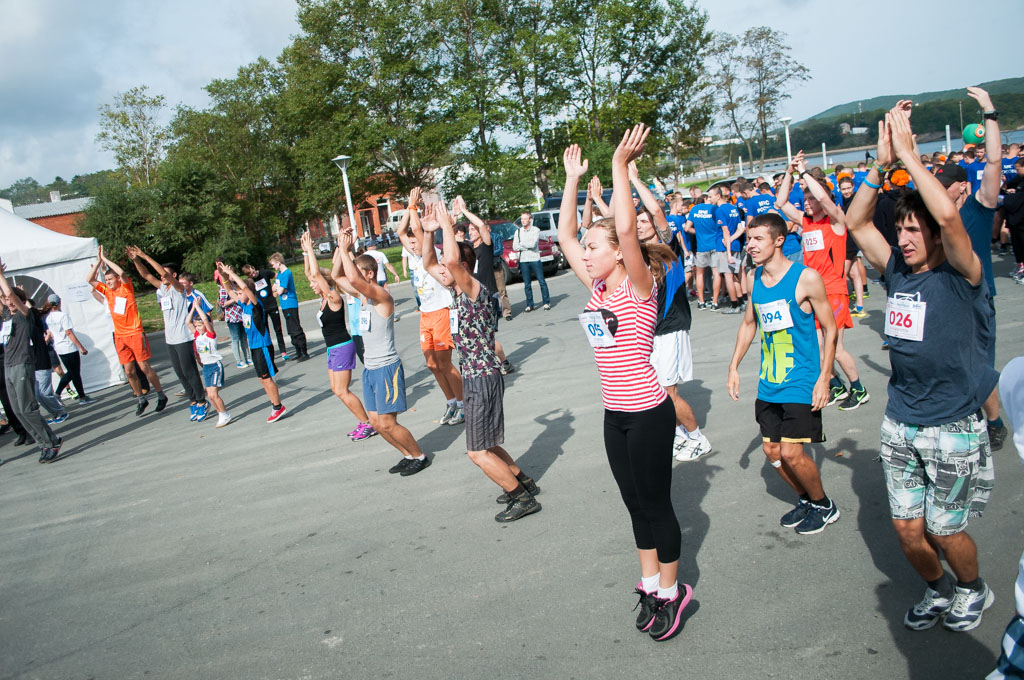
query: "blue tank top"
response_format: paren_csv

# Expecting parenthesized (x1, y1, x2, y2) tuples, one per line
(752, 262, 819, 404)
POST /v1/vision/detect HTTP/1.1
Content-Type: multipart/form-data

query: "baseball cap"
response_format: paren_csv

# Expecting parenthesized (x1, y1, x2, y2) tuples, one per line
(934, 163, 967, 186)
(47, 293, 61, 304)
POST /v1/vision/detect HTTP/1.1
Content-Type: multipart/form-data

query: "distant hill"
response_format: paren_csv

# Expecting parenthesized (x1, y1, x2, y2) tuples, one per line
(801, 77, 1024, 124)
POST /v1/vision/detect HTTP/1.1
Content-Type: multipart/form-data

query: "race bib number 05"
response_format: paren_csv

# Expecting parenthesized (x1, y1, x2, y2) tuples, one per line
(757, 299, 793, 332)
(578, 311, 615, 348)
(885, 296, 925, 342)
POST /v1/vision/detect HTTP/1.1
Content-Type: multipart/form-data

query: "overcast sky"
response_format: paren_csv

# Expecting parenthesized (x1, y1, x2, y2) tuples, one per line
(1, 0, 1019, 188)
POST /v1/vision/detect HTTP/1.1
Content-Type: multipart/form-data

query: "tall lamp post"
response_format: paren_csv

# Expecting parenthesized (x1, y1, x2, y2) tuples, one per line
(331, 154, 358, 238)
(779, 116, 793, 166)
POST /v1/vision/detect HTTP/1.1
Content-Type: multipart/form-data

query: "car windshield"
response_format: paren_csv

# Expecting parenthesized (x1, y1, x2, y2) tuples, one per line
(490, 222, 517, 240)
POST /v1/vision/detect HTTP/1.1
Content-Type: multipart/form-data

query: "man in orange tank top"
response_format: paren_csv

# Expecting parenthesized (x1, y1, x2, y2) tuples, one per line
(776, 152, 870, 412)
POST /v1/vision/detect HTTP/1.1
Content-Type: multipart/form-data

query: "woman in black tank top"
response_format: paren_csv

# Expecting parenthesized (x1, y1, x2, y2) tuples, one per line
(300, 233, 376, 441)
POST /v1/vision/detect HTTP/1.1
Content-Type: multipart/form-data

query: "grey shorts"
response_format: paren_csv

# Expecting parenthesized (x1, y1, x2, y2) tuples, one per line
(694, 250, 715, 268)
(463, 372, 505, 451)
(715, 251, 740, 274)
(879, 412, 994, 536)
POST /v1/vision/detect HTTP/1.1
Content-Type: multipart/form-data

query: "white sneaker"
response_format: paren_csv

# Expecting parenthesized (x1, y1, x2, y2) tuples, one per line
(675, 433, 712, 462)
(673, 435, 694, 461)
(216, 412, 233, 428)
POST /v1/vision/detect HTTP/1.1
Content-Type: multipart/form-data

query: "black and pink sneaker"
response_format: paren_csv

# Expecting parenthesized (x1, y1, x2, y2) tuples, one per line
(633, 583, 658, 631)
(648, 583, 693, 641)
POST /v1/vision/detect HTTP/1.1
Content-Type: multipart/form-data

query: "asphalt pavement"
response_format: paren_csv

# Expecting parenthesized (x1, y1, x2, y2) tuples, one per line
(1, 257, 1022, 680)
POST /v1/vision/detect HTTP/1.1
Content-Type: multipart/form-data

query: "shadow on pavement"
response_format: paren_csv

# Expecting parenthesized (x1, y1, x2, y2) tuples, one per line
(678, 380, 713, 429)
(671, 457, 718, 589)
(515, 408, 574, 482)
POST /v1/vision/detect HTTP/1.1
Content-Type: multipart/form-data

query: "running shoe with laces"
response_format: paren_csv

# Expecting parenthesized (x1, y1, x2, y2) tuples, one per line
(850, 306, 867, 318)
(903, 586, 955, 630)
(389, 458, 413, 474)
(496, 477, 540, 504)
(189, 404, 198, 421)
(837, 387, 870, 411)
(543, 303, 551, 310)
(780, 499, 811, 528)
(633, 584, 658, 632)
(446, 407, 465, 425)
(47, 413, 69, 425)
(350, 422, 376, 441)
(155, 394, 169, 412)
(216, 412, 233, 428)
(195, 403, 209, 423)
(827, 385, 849, 406)
(988, 423, 1007, 452)
(135, 397, 149, 416)
(267, 404, 287, 423)
(794, 499, 840, 535)
(674, 433, 711, 462)
(943, 581, 994, 632)
(494, 491, 541, 522)
(648, 584, 694, 641)
(500, 360, 515, 375)
(77, 395, 96, 405)
(440, 403, 456, 425)
(721, 305, 742, 315)
(400, 456, 431, 476)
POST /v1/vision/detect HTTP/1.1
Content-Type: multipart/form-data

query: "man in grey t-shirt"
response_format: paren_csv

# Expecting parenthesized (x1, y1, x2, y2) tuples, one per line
(127, 247, 209, 422)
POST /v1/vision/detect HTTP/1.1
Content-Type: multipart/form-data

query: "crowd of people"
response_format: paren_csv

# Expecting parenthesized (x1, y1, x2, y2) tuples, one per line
(1, 88, 1021, 666)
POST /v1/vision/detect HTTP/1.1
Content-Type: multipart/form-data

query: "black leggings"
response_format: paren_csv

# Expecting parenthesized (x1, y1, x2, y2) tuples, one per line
(56, 351, 87, 399)
(1009, 220, 1024, 266)
(603, 397, 680, 563)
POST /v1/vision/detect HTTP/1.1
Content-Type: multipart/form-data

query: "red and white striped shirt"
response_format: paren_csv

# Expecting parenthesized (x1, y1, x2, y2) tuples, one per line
(584, 277, 666, 412)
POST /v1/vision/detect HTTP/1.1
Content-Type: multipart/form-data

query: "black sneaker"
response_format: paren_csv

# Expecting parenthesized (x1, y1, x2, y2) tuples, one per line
(15, 432, 28, 446)
(297, 354, 310, 362)
(39, 448, 51, 463)
(780, 499, 811, 528)
(496, 478, 540, 504)
(44, 437, 63, 463)
(794, 500, 840, 535)
(500, 360, 515, 375)
(826, 385, 848, 406)
(633, 584, 658, 631)
(988, 423, 1007, 452)
(648, 584, 694, 641)
(837, 387, 870, 411)
(135, 398, 149, 416)
(389, 458, 413, 474)
(155, 394, 169, 413)
(400, 457, 431, 476)
(494, 491, 541, 522)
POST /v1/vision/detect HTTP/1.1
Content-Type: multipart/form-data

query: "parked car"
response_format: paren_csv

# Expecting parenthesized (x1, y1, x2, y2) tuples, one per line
(446, 220, 560, 285)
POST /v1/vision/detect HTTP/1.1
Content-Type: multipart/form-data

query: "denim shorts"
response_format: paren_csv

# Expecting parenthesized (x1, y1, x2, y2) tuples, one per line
(879, 412, 994, 536)
(201, 362, 224, 389)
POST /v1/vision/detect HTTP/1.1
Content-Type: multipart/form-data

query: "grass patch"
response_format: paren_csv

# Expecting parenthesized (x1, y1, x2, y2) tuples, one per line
(137, 246, 405, 333)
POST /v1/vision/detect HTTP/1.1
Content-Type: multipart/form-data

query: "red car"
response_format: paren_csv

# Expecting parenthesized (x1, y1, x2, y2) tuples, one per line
(448, 220, 561, 285)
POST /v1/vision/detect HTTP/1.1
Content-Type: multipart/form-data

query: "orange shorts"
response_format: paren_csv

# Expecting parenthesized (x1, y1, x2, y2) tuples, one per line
(419, 308, 453, 351)
(815, 293, 853, 330)
(115, 332, 153, 364)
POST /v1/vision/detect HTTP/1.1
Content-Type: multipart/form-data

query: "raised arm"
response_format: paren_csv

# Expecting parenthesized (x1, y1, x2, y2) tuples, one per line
(629, 161, 673, 244)
(0, 257, 28, 316)
(558, 145, 591, 287)
(301, 231, 342, 306)
(440, 201, 479, 298)
(416, 203, 447, 284)
(134, 246, 183, 292)
(336, 230, 394, 315)
(457, 198, 492, 246)
(100, 248, 128, 282)
(582, 176, 597, 229)
(611, 124, 654, 299)
(192, 299, 215, 335)
(846, 107, 904, 273)
(590, 175, 612, 218)
(774, 160, 806, 224)
(329, 245, 360, 297)
(890, 109, 981, 284)
(796, 153, 845, 228)
(126, 246, 163, 288)
(87, 249, 104, 285)
(218, 263, 256, 305)
(967, 87, 1002, 210)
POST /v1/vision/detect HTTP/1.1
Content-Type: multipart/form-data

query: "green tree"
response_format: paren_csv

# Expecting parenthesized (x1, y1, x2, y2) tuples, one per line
(0, 177, 50, 206)
(742, 26, 809, 169)
(96, 85, 170, 186)
(78, 184, 159, 269)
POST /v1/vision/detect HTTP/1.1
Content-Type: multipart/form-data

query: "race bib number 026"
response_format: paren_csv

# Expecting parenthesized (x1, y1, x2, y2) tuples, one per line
(885, 296, 926, 342)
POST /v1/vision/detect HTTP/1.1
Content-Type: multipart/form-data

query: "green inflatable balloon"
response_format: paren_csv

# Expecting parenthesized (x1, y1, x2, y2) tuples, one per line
(963, 123, 985, 145)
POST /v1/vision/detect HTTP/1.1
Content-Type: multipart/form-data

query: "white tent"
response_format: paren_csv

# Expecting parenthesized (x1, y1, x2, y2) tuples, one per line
(1, 207, 121, 394)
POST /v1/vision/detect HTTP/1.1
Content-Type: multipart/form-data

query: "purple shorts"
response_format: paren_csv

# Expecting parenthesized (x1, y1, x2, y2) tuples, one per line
(327, 341, 357, 372)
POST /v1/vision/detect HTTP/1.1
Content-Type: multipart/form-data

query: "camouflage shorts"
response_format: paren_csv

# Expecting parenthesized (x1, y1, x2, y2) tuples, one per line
(879, 413, 994, 536)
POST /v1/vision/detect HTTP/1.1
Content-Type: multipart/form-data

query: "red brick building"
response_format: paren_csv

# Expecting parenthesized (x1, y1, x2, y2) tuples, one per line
(307, 194, 405, 240)
(14, 197, 92, 236)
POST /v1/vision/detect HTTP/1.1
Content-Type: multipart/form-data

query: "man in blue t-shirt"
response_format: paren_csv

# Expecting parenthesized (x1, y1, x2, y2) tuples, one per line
(964, 147, 986, 195)
(713, 189, 744, 313)
(685, 194, 721, 310)
(846, 101, 997, 634)
(270, 252, 310, 361)
(1002, 143, 1020, 183)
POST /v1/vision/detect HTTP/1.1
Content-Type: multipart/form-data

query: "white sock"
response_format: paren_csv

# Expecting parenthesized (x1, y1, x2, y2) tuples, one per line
(446, 398, 457, 406)
(658, 582, 679, 601)
(456, 400, 464, 408)
(412, 454, 425, 460)
(675, 425, 688, 439)
(686, 426, 702, 440)
(641, 574, 660, 594)
(219, 411, 229, 417)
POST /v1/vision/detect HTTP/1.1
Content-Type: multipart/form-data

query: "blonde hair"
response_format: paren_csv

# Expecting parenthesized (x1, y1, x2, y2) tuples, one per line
(588, 218, 675, 285)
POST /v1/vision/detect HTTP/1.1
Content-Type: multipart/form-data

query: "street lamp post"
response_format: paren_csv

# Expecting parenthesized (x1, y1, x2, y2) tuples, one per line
(331, 154, 358, 238)
(779, 116, 793, 166)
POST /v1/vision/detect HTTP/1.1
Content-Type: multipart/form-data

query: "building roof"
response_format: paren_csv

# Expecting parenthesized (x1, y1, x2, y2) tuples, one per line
(14, 196, 93, 219)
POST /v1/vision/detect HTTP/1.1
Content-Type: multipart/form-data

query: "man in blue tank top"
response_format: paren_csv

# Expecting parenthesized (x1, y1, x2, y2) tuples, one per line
(846, 101, 998, 634)
(726, 212, 841, 536)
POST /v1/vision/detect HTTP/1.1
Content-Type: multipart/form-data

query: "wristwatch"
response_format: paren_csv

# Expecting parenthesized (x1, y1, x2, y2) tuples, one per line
(983, 110, 999, 121)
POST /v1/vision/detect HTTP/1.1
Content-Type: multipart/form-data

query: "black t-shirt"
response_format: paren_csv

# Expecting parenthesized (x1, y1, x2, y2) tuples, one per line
(655, 238, 692, 334)
(253, 268, 278, 310)
(3, 311, 35, 367)
(30, 310, 51, 370)
(473, 241, 498, 294)
(873, 191, 900, 247)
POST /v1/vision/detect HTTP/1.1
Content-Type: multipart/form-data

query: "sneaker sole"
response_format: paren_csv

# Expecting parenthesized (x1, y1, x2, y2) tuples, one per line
(795, 507, 841, 535)
(943, 589, 995, 632)
(904, 612, 947, 631)
(494, 502, 542, 523)
(652, 584, 694, 641)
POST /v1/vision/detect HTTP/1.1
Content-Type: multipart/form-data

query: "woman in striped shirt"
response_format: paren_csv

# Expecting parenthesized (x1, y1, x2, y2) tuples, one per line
(557, 125, 692, 642)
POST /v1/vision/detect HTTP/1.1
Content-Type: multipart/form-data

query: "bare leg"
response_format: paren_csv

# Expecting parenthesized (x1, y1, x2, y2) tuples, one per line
(136, 359, 163, 392)
(778, 440, 825, 499)
(488, 445, 520, 476)
(259, 376, 280, 404)
(763, 442, 806, 495)
(370, 412, 422, 457)
(664, 384, 697, 431)
(122, 362, 142, 397)
(494, 339, 507, 363)
(695, 267, 706, 304)
(433, 349, 463, 401)
(205, 386, 226, 412)
(931, 531, 980, 582)
(983, 386, 1000, 421)
(423, 349, 456, 400)
(330, 369, 370, 422)
(891, 518, 945, 582)
(467, 447, 519, 490)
